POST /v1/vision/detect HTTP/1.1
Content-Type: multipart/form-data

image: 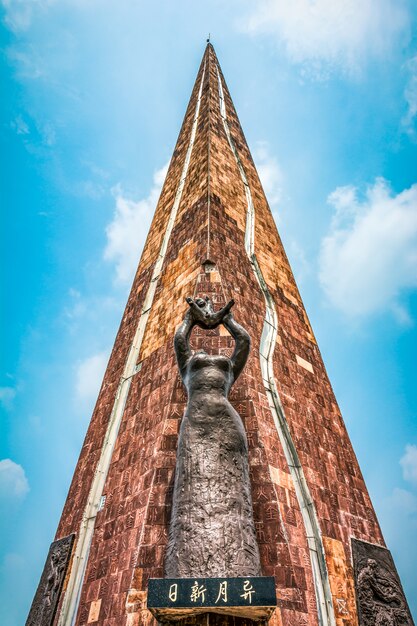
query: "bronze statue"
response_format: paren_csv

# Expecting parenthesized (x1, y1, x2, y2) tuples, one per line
(165, 296, 262, 578)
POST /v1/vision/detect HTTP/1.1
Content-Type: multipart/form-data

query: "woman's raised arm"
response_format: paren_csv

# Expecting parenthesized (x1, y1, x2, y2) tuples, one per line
(174, 311, 194, 378)
(223, 313, 250, 382)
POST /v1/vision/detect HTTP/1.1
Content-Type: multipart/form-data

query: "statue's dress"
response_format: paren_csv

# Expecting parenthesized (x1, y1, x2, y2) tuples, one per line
(165, 351, 261, 577)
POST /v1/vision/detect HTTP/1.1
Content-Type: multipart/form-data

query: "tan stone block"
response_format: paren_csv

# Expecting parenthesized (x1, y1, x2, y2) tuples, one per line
(87, 599, 101, 623)
(323, 537, 358, 625)
(296, 355, 314, 374)
(163, 419, 179, 435)
(268, 608, 283, 626)
(126, 612, 140, 626)
(269, 465, 294, 492)
(126, 587, 147, 612)
(209, 270, 221, 282)
(283, 288, 299, 307)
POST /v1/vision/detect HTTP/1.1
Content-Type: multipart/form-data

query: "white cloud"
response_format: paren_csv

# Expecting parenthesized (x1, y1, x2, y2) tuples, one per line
(241, 0, 408, 77)
(75, 350, 109, 403)
(400, 444, 417, 487)
(0, 459, 29, 499)
(104, 163, 169, 285)
(253, 141, 283, 207)
(1, 0, 56, 33)
(63, 291, 120, 343)
(0, 386, 17, 410)
(6, 48, 45, 80)
(10, 115, 30, 135)
(319, 178, 417, 318)
(391, 487, 417, 514)
(403, 55, 417, 134)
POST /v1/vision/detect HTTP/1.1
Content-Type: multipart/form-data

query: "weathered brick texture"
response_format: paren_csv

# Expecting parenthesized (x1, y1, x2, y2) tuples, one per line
(53, 45, 386, 626)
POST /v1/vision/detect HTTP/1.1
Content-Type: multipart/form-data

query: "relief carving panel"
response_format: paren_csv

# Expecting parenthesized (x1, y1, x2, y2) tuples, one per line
(352, 538, 414, 626)
(26, 534, 75, 626)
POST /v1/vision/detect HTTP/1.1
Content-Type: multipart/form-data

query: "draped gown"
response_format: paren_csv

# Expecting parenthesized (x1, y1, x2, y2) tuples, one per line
(165, 348, 261, 578)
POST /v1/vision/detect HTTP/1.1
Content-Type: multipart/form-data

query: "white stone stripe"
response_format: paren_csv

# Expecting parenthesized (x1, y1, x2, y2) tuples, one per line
(58, 62, 207, 626)
(216, 67, 335, 626)
(296, 354, 314, 373)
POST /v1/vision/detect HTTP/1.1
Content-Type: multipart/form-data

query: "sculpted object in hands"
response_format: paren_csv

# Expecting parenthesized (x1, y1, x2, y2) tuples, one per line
(184, 296, 234, 329)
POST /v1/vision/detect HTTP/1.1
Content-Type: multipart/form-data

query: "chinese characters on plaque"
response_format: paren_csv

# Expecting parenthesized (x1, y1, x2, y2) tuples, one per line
(167, 579, 256, 606)
(147, 576, 276, 621)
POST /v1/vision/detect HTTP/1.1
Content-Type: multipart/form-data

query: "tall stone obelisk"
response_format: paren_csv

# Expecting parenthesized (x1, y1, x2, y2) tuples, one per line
(27, 44, 413, 626)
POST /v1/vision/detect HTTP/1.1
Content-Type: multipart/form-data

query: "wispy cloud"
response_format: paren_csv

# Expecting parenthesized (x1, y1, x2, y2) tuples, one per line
(401, 444, 417, 487)
(253, 141, 283, 207)
(0, 387, 17, 410)
(403, 55, 417, 135)
(392, 487, 417, 513)
(0, 460, 29, 500)
(240, 0, 409, 78)
(75, 350, 109, 404)
(319, 178, 417, 319)
(63, 290, 120, 340)
(1, 0, 57, 33)
(10, 115, 30, 135)
(104, 163, 169, 285)
(6, 47, 46, 81)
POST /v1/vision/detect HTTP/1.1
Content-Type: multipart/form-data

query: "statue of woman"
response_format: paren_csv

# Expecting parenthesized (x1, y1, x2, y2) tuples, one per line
(165, 296, 261, 578)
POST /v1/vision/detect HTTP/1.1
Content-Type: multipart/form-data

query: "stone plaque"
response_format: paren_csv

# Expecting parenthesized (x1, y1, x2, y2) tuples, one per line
(26, 534, 75, 626)
(148, 577, 277, 622)
(352, 538, 414, 626)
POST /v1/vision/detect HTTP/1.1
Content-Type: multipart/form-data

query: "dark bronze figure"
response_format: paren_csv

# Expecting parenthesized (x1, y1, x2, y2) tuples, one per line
(165, 296, 261, 578)
(352, 538, 414, 626)
(26, 534, 75, 626)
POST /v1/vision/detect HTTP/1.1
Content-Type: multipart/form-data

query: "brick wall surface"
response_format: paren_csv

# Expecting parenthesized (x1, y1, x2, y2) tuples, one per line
(53, 45, 384, 626)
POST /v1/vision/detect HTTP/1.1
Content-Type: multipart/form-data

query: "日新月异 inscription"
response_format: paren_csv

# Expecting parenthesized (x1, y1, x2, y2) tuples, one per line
(147, 577, 277, 621)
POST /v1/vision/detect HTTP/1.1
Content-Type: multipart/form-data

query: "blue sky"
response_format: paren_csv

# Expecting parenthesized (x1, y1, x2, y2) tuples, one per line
(1, 1, 416, 623)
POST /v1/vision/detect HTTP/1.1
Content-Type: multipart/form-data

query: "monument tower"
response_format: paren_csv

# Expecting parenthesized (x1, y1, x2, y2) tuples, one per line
(27, 44, 413, 626)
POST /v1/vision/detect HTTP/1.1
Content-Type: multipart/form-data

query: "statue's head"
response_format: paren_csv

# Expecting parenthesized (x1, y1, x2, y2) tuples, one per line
(195, 296, 214, 314)
(367, 559, 378, 569)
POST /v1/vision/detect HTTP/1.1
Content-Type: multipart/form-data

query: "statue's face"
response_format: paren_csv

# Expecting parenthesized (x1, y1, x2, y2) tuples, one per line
(195, 297, 214, 315)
